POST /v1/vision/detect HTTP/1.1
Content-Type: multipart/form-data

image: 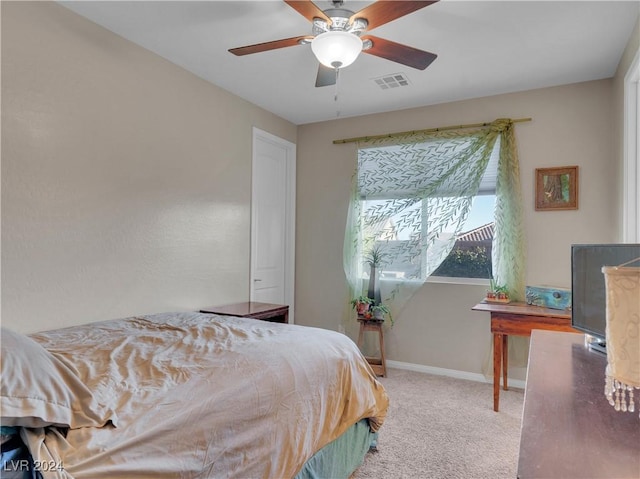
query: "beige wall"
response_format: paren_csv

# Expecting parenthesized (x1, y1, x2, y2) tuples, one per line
(2, 1, 636, 381)
(1, 2, 296, 333)
(296, 79, 617, 380)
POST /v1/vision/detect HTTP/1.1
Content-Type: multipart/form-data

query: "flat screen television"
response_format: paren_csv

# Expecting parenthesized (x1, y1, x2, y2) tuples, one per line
(571, 243, 640, 353)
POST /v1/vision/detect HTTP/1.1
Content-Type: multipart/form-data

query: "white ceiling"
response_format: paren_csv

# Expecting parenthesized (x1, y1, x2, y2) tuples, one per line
(59, 1, 639, 125)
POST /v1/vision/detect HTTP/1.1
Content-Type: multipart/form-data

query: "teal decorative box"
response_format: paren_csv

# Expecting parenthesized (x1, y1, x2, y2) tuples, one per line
(525, 285, 572, 310)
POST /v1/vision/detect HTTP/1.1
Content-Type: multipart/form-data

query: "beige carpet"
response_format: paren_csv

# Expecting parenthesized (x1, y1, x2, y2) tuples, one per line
(353, 368, 525, 479)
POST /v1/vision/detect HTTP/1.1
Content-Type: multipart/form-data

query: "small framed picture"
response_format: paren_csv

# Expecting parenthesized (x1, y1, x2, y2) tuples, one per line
(535, 166, 579, 211)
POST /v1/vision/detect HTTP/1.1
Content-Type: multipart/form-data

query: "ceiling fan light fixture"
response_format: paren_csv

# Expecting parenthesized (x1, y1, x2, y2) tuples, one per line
(311, 31, 362, 69)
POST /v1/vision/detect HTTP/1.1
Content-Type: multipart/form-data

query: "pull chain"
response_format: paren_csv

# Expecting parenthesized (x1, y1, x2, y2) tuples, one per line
(334, 67, 341, 117)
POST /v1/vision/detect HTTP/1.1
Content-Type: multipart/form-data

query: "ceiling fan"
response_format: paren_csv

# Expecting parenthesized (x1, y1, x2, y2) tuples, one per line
(229, 0, 439, 87)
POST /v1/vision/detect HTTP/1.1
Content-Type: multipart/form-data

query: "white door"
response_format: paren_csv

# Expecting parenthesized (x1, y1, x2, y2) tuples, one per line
(251, 128, 296, 322)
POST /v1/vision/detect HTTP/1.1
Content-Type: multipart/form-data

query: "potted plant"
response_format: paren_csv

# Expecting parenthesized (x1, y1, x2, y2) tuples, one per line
(350, 296, 374, 316)
(495, 285, 510, 301)
(371, 303, 393, 325)
(364, 245, 388, 305)
(486, 278, 510, 303)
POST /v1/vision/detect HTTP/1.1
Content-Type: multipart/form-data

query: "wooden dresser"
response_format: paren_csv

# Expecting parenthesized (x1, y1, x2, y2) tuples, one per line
(517, 330, 640, 478)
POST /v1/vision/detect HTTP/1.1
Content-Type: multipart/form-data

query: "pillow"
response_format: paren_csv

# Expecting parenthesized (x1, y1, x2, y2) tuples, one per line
(1, 328, 114, 429)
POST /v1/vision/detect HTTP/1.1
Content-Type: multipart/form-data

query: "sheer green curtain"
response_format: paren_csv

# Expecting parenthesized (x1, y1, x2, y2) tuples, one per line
(492, 120, 529, 367)
(343, 118, 525, 325)
(493, 120, 526, 301)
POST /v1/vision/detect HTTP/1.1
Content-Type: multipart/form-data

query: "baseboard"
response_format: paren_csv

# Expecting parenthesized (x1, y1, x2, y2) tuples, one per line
(386, 359, 526, 390)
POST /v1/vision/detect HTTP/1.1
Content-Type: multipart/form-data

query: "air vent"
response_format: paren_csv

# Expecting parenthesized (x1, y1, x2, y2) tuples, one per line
(372, 73, 411, 90)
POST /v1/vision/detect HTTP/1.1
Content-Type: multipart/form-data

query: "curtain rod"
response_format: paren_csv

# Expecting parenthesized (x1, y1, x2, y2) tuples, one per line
(332, 117, 532, 145)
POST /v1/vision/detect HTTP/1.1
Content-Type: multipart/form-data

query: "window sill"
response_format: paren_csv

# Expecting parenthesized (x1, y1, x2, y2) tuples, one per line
(427, 276, 491, 286)
(376, 276, 490, 286)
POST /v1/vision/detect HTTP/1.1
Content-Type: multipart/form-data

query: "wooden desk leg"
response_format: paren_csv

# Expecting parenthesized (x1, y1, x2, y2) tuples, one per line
(493, 332, 502, 412)
(378, 325, 386, 378)
(502, 334, 508, 391)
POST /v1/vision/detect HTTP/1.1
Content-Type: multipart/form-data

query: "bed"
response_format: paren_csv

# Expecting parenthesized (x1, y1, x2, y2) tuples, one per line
(1, 311, 388, 479)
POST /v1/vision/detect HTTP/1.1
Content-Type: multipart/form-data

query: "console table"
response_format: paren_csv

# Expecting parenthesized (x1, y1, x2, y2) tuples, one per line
(518, 330, 640, 478)
(472, 301, 576, 411)
(200, 301, 289, 323)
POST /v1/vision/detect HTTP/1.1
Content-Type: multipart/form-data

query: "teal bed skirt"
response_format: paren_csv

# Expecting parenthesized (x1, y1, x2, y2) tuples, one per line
(294, 419, 377, 479)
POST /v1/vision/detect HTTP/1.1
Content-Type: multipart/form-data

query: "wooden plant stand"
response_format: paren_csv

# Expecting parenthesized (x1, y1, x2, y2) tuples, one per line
(357, 317, 386, 377)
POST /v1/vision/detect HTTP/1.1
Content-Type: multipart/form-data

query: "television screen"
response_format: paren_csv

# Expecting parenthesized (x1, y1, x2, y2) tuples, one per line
(571, 244, 640, 343)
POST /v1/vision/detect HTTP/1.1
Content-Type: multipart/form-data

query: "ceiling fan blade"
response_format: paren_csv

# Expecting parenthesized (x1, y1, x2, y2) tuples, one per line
(351, 1, 438, 31)
(284, 0, 332, 25)
(315, 64, 336, 87)
(229, 36, 313, 56)
(362, 35, 437, 70)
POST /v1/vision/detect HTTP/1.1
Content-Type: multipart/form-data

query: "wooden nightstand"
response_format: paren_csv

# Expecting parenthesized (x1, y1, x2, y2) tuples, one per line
(200, 301, 289, 323)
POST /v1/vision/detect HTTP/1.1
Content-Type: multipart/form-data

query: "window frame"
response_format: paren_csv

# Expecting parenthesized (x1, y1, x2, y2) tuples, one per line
(361, 192, 496, 285)
(357, 136, 500, 285)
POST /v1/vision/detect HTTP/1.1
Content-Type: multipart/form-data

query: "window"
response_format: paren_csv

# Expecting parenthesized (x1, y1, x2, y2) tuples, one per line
(346, 119, 525, 309)
(359, 137, 499, 282)
(430, 194, 495, 279)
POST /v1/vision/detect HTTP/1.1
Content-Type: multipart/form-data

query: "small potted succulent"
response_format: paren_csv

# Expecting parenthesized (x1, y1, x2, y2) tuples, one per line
(371, 303, 390, 321)
(486, 279, 510, 303)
